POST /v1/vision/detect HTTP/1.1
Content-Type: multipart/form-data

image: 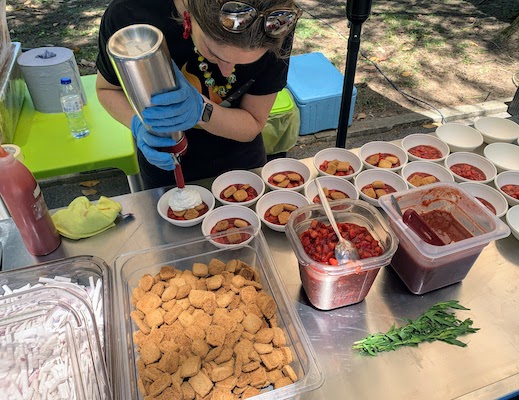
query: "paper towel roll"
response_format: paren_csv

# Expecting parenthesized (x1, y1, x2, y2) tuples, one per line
(17, 47, 87, 113)
(2, 144, 24, 163)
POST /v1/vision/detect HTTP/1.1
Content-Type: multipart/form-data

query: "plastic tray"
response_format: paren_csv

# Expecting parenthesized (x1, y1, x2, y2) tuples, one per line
(379, 182, 511, 294)
(0, 255, 113, 373)
(0, 286, 112, 399)
(113, 227, 324, 400)
(285, 199, 398, 310)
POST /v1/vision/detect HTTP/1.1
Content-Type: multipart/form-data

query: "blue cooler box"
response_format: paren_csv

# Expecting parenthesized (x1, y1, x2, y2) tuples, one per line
(287, 52, 357, 136)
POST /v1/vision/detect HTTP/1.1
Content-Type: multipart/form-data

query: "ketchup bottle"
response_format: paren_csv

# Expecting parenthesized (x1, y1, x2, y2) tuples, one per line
(0, 146, 61, 255)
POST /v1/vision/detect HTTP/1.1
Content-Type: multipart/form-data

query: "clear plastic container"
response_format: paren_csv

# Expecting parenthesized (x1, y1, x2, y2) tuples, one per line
(0, 286, 113, 399)
(285, 199, 398, 310)
(0, 256, 113, 375)
(113, 227, 323, 400)
(379, 182, 511, 295)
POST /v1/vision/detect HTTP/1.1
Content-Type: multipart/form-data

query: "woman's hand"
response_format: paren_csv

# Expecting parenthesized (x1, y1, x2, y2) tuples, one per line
(131, 116, 177, 170)
(142, 61, 204, 133)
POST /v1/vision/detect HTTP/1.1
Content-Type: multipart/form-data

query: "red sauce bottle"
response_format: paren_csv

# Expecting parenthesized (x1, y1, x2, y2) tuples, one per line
(0, 146, 61, 255)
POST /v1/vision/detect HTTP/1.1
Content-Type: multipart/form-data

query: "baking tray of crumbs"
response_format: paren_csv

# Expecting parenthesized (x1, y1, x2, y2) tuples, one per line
(113, 227, 324, 400)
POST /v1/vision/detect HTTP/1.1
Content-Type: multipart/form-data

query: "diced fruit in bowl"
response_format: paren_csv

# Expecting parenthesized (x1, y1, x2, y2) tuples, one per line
(359, 141, 408, 172)
(261, 158, 311, 192)
(401, 133, 450, 163)
(255, 190, 310, 232)
(211, 170, 265, 207)
(313, 147, 363, 180)
(444, 152, 496, 184)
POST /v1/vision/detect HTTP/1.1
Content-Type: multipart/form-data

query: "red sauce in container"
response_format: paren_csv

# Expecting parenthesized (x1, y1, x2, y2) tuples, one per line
(450, 163, 486, 181)
(220, 184, 258, 203)
(312, 189, 349, 204)
(501, 184, 519, 200)
(210, 218, 251, 244)
(475, 197, 496, 215)
(319, 160, 355, 176)
(408, 144, 443, 160)
(420, 209, 474, 244)
(167, 202, 209, 220)
(268, 171, 304, 188)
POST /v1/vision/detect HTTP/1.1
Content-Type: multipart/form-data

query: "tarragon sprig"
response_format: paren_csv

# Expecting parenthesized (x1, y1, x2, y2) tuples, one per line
(352, 300, 479, 356)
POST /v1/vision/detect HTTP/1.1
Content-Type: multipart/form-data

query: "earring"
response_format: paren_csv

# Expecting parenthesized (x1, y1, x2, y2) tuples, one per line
(183, 11, 192, 39)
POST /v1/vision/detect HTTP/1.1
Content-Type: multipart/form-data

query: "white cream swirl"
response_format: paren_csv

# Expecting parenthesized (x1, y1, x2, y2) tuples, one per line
(168, 187, 203, 211)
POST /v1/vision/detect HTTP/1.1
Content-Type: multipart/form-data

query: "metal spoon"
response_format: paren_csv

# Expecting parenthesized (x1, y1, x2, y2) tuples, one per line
(314, 178, 359, 263)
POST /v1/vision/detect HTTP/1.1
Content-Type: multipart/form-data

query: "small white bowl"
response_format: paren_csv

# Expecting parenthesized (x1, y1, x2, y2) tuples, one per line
(157, 185, 215, 227)
(201, 204, 261, 248)
(401, 161, 455, 188)
(474, 117, 519, 144)
(401, 133, 450, 163)
(459, 182, 509, 218)
(261, 158, 312, 192)
(444, 152, 497, 184)
(312, 147, 363, 180)
(211, 170, 265, 207)
(494, 170, 519, 207)
(506, 205, 519, 240)
(435, 123, 484, 152)
(304, 176, 359, 204)
(359, 141, 408, 172)
(354, 169, 408, 207)
(483, 142, 519, 173)
(255, 190, 310, 232)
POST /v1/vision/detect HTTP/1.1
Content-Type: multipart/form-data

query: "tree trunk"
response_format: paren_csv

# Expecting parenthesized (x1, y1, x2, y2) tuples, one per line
(499, 14, 519, 39)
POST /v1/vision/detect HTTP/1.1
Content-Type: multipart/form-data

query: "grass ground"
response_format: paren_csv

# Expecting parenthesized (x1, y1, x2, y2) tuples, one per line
(5, 0, 519, 122)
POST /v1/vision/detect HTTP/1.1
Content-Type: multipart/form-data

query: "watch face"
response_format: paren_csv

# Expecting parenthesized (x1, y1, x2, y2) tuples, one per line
(202, 103, 213, 122)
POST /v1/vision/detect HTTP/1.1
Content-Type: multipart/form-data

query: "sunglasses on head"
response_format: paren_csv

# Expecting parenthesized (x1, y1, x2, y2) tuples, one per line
(219, 1, 302, 38)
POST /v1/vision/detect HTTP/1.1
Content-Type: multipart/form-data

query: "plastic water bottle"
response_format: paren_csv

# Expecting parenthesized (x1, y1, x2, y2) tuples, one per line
(60, 77, 90, 138)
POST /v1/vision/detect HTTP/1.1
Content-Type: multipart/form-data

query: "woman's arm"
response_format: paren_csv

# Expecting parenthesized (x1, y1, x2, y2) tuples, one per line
(95, 72, 135, 128)
(97, 70, 277, 143)
(199, 92, 277, 142)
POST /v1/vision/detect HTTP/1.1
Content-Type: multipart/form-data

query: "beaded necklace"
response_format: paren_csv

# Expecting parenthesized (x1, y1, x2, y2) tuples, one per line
(194, 47, 237, 97)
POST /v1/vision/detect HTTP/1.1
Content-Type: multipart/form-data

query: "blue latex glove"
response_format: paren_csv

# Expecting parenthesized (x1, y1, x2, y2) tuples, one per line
(131, 115, 176, 171)
(142, 61, 204, 133)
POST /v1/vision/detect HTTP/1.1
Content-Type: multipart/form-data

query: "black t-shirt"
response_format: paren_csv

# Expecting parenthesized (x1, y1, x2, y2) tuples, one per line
(96, 0, 291, 189)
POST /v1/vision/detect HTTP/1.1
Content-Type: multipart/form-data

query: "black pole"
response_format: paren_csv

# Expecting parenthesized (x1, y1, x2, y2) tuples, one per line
(336, 23, 363, 148)
(336, 0, 373, 148)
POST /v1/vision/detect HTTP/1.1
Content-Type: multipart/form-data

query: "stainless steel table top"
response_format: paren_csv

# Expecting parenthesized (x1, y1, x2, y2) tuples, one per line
(1, 157, 519, 400)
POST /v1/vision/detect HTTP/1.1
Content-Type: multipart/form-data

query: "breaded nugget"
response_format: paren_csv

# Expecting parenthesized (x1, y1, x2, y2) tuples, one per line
(173, 210, 186, 217)
(276, 179, 290, 188)
(206, 324, 226, 347)
(136, 292, 162, 315)
(362, 187, 377, 199)
(372, 180, 385, 189)
(375, 188, 388, 198)
(330, 191, 346, 200)
(188, 289, 216, 309)
(176, 284, 192, 300)
(255, 328, 274, 344)
(160, 266, 177, 280)
(140, 341, 162, 365)
(147, 372, 172, 397)
(145, 308, 164, 329)
(242, 313, 263, 334)
(272, 327, 287, 347)
(212, 387, 235, 400)
(366, 154, 380, 165)
(208, 258, 226, 275)
(223, 185, 238, 198)
(150, 281, 165, 297)
(226, 230, 243, 244)
(385, 155, 399, 165)
(158, 351, 180, 374)
(215, 220, 230, 231)
(232, 189, 248, 202)
(277, 211, 291, 225)
(378, 159, 393, 168)
(192, 262, 208, 277)
(139, 274, 155, 292)
(211, 365, 235, 382)
(274, 376, 293, 389)
(287, 173, 301, 182)
(162, 284, 178, 302)
(325, 162, 337, 175)
(188, 371, 213, 397)
(423, 175, 438, 185)
(180, 382, 196, 400)
(272, 174, 286, 183)
(185, 208, 200, 220)
(409, 175, 423, 187)
(269, 203, 285, 217)
(233, 219, 249, 228)
(164, 303, 183, 325)
(336, 161, 350, 172)
(180, 355, 202, 378)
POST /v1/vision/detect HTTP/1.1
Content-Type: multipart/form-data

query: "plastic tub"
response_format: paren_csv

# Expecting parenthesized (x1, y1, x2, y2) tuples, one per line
(379, 183, 510, 295)
(0, 285, 113, 399)
(113, 228, 323, 400)
(285, 200, 398, 310)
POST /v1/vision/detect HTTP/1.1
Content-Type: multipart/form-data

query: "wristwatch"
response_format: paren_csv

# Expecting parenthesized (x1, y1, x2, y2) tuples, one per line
(201, 102, 213, 122)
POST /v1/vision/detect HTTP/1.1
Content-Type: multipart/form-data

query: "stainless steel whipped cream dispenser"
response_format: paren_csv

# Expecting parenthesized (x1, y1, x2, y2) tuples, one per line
(107, 24, 187, 157)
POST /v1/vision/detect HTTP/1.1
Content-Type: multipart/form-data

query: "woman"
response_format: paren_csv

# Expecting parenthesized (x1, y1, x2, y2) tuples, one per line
(96, 0, 301, 189)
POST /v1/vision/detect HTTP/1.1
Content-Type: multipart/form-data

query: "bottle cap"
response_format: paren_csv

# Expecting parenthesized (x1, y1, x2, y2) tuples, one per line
(61, 77, 72, 84)
(0, 145, 8, 158)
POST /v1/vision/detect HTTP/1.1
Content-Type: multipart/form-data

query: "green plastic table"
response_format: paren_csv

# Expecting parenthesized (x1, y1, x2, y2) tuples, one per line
(13, 74, 140, 188)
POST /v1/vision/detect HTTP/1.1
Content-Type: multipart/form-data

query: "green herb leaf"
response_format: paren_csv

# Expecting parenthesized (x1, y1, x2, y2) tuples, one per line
(352, 300, 479, 356)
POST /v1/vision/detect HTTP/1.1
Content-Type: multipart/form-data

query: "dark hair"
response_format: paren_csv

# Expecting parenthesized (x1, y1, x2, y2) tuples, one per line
(187, 0, 297, 57)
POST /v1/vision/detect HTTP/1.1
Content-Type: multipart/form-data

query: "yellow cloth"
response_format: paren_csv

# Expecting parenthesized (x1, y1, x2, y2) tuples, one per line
(51, 196, 123, 240)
